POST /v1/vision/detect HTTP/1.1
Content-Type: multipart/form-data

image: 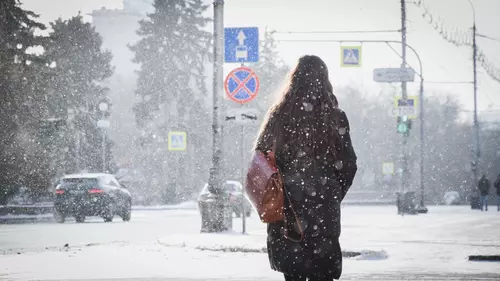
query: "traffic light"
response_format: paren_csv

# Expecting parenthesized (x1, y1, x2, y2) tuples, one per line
(397, 116, 412, 136)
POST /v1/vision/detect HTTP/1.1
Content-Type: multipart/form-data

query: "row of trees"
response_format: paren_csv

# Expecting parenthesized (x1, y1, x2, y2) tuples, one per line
(0, 1, 115, 204)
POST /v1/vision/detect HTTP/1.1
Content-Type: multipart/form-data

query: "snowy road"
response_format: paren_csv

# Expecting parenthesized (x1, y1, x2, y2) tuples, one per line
(1, 206, 499, 280)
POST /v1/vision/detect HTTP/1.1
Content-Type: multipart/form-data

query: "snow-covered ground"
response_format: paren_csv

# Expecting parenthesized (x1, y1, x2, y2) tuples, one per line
(1, 206, 499, 280)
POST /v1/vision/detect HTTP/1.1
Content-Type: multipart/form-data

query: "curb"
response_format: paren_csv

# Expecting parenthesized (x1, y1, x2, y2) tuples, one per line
(469, 255, 500, 262)
(183, 245, 363, 258)
(0, 214, 54, 224)
(131, 206, 198, 211)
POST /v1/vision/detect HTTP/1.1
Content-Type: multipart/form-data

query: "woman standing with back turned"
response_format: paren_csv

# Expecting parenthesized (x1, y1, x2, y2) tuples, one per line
(254, 55, 357, 281)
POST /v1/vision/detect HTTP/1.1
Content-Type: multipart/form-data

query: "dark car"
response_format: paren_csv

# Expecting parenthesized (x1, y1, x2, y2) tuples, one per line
(54, 173, 132, 223)
(198, 180, 252, 217)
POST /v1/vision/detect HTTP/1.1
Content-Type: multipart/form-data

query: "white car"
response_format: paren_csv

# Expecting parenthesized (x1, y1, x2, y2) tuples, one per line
(198, 180, 252, 217)
(443, 191, 461, 205)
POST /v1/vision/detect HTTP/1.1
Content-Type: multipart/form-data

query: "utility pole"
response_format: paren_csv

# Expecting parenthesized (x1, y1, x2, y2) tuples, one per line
(400, 0, 409, 193)
(470, 1, 480, 190)
(204, 0, 228, 232)
(417, 74, 428, 213)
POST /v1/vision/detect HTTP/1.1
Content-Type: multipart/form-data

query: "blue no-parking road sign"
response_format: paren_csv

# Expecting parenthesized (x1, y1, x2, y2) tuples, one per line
(224, 66, 260, 104)
(224, 27, 259, 63)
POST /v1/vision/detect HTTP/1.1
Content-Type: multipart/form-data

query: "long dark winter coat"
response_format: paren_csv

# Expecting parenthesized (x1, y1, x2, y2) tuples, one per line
(478, 176, 490, 196)
(266, 109, 357, 280)
(494, 175, 500, 196)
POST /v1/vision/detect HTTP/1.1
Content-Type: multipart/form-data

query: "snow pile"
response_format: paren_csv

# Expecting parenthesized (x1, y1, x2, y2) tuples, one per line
(355, 250, 389, 260)
(174, 200, 199, 210)
(132, 200, 198, 210)
(158, 232, 385, 259)
(158, 232, 266, 253)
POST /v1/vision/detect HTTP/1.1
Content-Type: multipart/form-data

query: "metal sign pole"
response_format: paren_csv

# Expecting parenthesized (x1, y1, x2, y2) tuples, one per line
(241, 122, 246, 234)
(240, 63, 246, 234)
(223, 27, 260, 233)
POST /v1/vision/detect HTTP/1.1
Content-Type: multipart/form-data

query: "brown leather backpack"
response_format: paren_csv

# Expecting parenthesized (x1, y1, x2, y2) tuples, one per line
(245, 148, 284, 223)
(245, 141, 304, 242)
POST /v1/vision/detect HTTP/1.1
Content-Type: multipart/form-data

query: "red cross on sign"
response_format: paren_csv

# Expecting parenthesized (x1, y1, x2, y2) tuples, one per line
(224, 66, 260, 104)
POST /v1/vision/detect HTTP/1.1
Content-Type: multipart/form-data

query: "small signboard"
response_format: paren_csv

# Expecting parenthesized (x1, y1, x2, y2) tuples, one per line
(373, 68, 415, 83)
(225, 108, 259, 125)
(388, 96, 419, 119)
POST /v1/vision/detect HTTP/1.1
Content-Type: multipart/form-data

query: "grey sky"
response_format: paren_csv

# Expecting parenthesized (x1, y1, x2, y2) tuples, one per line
(21, 0, 500, 117)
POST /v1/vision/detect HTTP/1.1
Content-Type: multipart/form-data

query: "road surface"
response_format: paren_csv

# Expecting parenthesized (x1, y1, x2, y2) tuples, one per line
(1, 206, 499, 280)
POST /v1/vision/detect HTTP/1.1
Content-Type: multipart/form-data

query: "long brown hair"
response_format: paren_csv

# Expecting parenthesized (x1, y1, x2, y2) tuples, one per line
(255, 55, 340, 159)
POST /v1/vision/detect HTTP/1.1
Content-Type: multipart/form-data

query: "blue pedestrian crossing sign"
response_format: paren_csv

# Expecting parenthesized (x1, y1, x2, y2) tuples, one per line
(224, 27, 259, 63)
(341, 46, 362, 67)
(168, 132, 187, 151)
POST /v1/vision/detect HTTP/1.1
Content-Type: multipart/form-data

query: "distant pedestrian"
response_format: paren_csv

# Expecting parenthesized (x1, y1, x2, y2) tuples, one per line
(494, 174, 500, 211)
(478, 174, 490, 211)
(254, 55, 357, 281)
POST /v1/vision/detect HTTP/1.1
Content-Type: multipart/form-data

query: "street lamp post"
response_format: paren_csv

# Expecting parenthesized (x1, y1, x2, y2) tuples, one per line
(98, 102, 110, 173)
(67, 108, 80, 172)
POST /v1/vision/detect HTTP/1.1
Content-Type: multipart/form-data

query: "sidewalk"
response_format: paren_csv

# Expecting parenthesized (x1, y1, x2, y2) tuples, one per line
(20, 273, 500, 281)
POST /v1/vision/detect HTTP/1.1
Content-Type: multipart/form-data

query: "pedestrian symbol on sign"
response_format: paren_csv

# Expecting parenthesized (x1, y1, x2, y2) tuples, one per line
(168, 132, 187, 151)
(341, 46, 362, 67)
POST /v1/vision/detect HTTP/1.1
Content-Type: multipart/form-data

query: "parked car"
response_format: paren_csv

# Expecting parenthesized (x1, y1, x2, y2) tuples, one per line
(198, 180, 252, 217)
(53, 173, 132, 223)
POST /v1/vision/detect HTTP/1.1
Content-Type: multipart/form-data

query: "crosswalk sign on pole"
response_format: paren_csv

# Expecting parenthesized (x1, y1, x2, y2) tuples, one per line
(382, 162, 395, 175)
(168, 132, 187, 151)
(341, 46, 362, 67)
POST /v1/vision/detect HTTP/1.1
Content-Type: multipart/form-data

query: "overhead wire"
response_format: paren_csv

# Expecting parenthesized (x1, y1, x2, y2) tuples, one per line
(274, 29, 401, 35)
(425, 81, 472, 84)
(477, 33, 500, 43)
(411, 0, 500, 83)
